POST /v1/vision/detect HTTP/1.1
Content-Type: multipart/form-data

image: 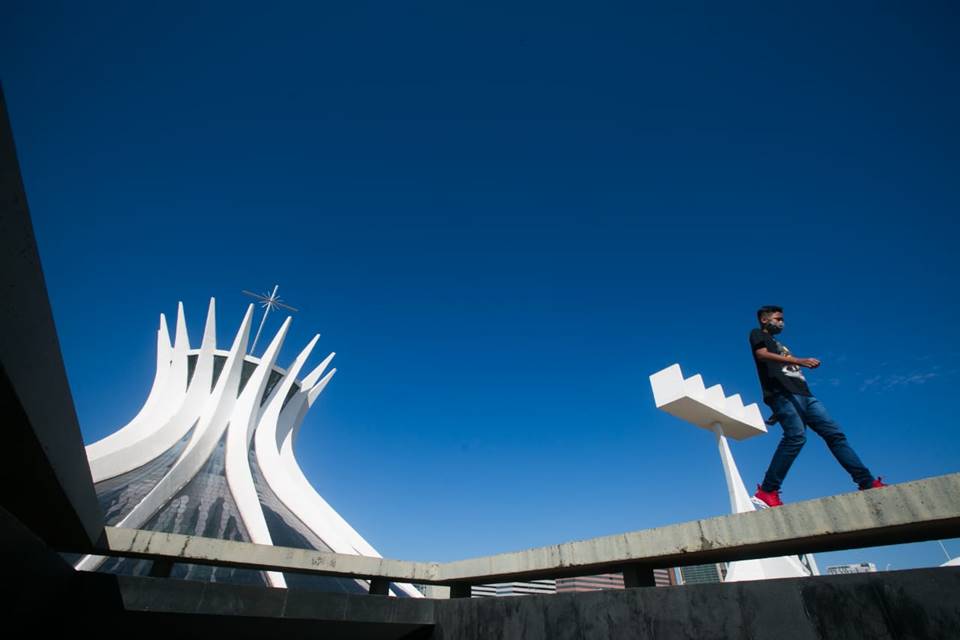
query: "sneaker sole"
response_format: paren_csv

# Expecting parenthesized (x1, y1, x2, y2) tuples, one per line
(751, 497, 773, 510)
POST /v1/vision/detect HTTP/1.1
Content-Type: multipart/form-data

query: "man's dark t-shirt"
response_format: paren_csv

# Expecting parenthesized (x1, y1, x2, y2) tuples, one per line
(749, 329, 813, 401)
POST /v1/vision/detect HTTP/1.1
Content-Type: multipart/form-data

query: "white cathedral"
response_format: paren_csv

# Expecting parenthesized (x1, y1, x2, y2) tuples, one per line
(74, 297, 421, 597)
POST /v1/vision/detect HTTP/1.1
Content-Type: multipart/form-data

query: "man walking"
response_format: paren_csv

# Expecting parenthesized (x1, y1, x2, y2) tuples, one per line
(750, 305, 884, 508)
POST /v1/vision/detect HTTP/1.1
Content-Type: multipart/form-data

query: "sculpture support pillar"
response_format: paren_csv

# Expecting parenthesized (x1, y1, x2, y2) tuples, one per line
(622, 565, 656, 588)
(148, 559, 174, 578)
(712, 422, 756, 515)
(368, 578, 390, 595)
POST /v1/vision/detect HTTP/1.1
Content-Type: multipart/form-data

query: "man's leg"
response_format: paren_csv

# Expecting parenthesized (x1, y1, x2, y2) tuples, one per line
(760, 394, 807, 492)
(800, 396, 875, 489)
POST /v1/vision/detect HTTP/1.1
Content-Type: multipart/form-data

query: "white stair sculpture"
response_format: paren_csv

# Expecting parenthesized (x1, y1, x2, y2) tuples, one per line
(650, 363, 818, 582)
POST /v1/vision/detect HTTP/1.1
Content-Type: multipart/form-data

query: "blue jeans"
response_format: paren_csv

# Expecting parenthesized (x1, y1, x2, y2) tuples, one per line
(760, 393, 874, 492)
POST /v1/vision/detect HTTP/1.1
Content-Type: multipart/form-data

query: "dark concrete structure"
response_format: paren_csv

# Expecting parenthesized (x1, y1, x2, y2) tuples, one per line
(430, 568, 960, 640)
(7, 560, 959, 639)
(0, 85, 104, 553)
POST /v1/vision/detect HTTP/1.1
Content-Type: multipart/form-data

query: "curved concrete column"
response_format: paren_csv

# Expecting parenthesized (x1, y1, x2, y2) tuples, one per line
(88, 299, 220, 482)
(75, 304, 253, 572)
(267, 369, 421, 597)
(77, 297, 422, 596)
(259, 356, 355, 555)
(84, 310, 179, 469)
(224, 316, 291, 587)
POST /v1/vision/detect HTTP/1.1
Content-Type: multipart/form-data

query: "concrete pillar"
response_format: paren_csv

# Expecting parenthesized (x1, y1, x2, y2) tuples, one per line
(368, 578, 390, 595)
(622, 565, 656, 588)
(149, 559, 174, 578)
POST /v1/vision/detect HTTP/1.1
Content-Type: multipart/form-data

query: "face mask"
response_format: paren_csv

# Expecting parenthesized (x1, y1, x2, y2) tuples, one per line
(763, 321, 782, 335)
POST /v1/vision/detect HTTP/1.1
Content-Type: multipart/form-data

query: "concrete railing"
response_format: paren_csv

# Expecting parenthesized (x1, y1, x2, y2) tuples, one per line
(86, 472, 960, 596)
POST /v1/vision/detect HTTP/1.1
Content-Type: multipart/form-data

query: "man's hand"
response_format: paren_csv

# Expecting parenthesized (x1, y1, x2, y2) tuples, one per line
(795, 357, 821, 369)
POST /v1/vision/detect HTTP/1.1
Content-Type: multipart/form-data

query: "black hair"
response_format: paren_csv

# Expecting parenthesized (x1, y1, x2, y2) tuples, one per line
(756, 305, 783, 324)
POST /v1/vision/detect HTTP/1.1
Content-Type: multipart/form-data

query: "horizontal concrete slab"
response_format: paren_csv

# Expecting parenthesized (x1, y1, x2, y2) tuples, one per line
(116, 575, 438, 626)
(442, 471, 960, 582)
(102, 527, 441, 583)
(91, 472, 960, 586)
(74, 567, 960, 640)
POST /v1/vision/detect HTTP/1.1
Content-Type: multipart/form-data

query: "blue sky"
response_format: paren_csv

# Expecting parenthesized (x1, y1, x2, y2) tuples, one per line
(3, 2, 958, 572)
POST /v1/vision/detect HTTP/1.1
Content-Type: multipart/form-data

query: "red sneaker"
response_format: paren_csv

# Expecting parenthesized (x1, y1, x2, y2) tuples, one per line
(860, 477, 887, 490)
(753, 485, 783, 508)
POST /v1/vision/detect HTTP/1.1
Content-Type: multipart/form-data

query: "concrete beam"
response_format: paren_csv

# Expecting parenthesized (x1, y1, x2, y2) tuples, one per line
(101, 526, 441, 582)
(440, 472, 960, 582)
(112, 574, 437, 639)
(91, 473, 960, 586)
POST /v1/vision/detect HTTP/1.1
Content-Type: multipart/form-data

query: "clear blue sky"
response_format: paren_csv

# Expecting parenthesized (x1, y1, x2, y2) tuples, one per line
(3, 2, 958, 572)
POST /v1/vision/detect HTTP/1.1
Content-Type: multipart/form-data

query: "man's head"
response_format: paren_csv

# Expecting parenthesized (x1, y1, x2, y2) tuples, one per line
(757, 305, 784, 334)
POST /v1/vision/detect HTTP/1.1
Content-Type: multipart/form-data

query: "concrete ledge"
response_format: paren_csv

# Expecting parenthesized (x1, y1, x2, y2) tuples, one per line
(432, 567, 960, 640)
(442, 471, 960, 582)
(116, 576, 437, 625)
(91, 472, 960, 586)
(75, 567, 960, 640)
(102, 527, 441, 582)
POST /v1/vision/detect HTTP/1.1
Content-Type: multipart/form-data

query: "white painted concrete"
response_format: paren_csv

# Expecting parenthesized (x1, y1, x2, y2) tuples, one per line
(650, 363, 814, 582)
(77, 299, 422, 596)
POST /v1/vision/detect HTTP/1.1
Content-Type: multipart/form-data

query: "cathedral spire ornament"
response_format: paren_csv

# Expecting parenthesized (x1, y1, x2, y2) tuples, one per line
(242, 284, 298, 355)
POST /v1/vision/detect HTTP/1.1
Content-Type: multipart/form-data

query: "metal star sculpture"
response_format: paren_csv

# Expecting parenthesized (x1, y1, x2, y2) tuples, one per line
(242, 284, 298, 355)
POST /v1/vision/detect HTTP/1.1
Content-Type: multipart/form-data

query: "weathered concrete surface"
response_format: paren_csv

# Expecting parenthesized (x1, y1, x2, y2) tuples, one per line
(95, 473, 960, 586)
(5, 570, 435, 640)
(117, 575, 437, 627)
(440, 472, 960, 583)
(431, 567, 960, 640)
(14, 565, 955, 639)
(101, 526, 442, 582)
(0, 86, 104, 550)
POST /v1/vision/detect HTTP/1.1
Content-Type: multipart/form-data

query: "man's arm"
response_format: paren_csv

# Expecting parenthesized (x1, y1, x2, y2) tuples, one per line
(754, 347, 821, 369)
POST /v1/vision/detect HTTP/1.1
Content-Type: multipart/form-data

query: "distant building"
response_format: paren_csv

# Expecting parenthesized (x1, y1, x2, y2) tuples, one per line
(678, 563, 726, 585)
(472, 580, 557, 597)
(557, 573, 624, 592)
(654, 568, 678, 587)
(473, 568, 676, 597)
(556, 569, 675, 592)
(826, 563, 877, 575)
